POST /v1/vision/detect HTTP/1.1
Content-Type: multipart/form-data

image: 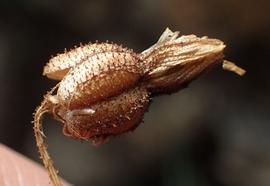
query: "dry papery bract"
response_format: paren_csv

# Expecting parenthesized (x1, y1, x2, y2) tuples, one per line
(33, 28, 245, 186)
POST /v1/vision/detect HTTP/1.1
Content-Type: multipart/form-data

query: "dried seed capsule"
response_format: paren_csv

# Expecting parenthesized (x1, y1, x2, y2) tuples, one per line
(57, 49, 143, 109)
(58, 87, 149, 143)
(43, 43, 134, 80)
(33, 27, 245, 186)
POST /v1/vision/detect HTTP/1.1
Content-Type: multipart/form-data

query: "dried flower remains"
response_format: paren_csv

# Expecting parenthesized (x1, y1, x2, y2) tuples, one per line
(33, 28, 245, 186)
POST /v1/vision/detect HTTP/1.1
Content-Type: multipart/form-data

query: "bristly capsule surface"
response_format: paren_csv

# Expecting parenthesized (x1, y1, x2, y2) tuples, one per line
(34, 27, 245, 186)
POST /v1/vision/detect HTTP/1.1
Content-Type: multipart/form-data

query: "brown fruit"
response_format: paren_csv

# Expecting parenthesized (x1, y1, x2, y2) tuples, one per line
(33, 28, 245, 186)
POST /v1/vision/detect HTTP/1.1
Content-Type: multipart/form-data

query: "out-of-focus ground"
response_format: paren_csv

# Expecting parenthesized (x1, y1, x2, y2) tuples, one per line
(0, 0, 269, 186)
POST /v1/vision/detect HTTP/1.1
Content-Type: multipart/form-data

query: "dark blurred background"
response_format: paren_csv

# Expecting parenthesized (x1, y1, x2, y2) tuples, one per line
(0, 0, 269, 185)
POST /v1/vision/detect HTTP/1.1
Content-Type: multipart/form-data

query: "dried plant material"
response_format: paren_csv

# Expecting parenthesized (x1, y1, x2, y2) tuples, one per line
(33, 27, 245, 186)
(223, 60, 246, 76)
(141, 32, 226, 93)
(140, 28, 180, 57)
(59, 87, 149, 143)
(43, 43, 133, 80)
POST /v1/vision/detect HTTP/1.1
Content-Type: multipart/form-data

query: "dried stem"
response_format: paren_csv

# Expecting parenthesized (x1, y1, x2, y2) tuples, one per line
(222, 60, 246, 76)
(33, 85, 62, 186)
